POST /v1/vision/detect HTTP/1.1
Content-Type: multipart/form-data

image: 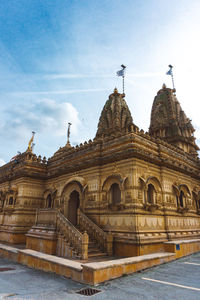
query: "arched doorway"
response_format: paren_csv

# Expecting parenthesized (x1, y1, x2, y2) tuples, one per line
(68, 190, 80, 226)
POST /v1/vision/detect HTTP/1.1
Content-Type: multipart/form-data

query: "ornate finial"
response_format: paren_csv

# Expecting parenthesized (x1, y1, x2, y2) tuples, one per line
(162, 83, 167, 89)
(114, 87, 118, 94)
(67, 122, 72, 146)
(27, 131, 35, 152)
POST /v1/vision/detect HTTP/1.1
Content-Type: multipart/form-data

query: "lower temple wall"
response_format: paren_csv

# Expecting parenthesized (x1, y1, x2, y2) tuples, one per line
(164, 240, 200, 258)
(114, 240, 165, 257)
(0, 209, 36, 244)
(26, 235, 57, 255)
(0, 230, 26, 244)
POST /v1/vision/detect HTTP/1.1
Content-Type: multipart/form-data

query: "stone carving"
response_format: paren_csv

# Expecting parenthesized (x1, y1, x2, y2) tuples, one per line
(96, 88, 134, 138)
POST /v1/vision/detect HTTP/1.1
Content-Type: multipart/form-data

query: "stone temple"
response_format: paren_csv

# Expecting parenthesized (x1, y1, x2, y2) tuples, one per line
(0, 84, 200, 280)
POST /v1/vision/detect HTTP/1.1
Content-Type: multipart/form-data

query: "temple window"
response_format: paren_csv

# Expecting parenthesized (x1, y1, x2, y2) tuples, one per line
(9, 196, 13, 205)
(147, 184, 155, 204)
(110, 183, 121, 205)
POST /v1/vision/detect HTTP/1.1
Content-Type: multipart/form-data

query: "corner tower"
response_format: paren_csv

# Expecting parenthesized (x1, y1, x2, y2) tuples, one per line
(96, 88, 134, 138)
(149, 84, 199, 156)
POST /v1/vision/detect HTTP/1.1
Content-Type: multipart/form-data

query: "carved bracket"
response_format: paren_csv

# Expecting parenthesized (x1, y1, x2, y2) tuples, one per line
(143, 203, 159, 213)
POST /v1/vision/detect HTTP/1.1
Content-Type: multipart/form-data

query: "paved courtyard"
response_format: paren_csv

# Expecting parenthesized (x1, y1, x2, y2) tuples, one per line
(0, 252, 200, 299)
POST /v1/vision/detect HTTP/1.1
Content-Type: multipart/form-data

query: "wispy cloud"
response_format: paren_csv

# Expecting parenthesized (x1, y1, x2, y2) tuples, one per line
(40, 73, 162, 80)
(42, 74, 114, 80)
(8, 88, 108, 96)
(127, 72, 163, 78)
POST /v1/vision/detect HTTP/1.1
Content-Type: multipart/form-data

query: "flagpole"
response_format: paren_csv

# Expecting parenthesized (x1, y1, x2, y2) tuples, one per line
(121, 64, 126, 94)
(171, 70, 175, 90)
(123, 73, 125, 94)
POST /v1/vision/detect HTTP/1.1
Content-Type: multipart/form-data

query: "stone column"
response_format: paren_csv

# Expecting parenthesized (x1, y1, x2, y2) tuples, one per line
(82, 231, 88, 260)
(106, 232, 113, 256)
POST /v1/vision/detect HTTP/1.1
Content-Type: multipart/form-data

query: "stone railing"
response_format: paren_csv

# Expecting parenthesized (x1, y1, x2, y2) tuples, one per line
(78, 208, 113, 255)
(36, 208, 57, 227)
(57, 210, 88, 259)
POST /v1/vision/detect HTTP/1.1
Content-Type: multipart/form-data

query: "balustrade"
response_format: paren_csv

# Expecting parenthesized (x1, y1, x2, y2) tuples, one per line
(56, 210, 88, 259)
(78, 208, 113, 255)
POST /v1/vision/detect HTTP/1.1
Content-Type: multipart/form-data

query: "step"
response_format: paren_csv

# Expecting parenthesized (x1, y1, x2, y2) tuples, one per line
(88, 248, 102, 253)
(88, 242, 98, 248)
(88, 252, 107, 258)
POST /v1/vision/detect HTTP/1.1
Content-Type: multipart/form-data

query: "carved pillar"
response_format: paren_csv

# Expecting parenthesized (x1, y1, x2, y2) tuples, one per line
(144, 187, 147, 204)
(77, 208, 80, 226)
(82, 231, 88, 260)
(106, 232, 113, 256)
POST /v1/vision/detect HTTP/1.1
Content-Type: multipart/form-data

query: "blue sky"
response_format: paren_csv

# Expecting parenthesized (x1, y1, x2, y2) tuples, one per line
(0, 0, 200, 164)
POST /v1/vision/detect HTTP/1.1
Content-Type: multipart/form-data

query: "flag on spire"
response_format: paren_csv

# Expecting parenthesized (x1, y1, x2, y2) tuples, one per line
(166, 65, 175, 91)
(116, 69, 124, 77)
(166, 64, 173, 75)
(116, 64, 126, 94)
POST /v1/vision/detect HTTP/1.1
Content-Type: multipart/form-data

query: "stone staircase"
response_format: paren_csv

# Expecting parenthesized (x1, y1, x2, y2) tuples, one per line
(75, 225, 107, 259)
(28, 208, 113, 261)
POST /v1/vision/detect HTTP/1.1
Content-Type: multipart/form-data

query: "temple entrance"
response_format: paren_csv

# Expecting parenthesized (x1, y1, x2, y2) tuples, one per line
(68, 190, 80, 226)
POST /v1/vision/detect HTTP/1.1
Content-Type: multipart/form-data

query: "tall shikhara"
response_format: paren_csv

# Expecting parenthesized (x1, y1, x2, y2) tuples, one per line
(95, 88, 134, 138)
(149, 84, 199, 156)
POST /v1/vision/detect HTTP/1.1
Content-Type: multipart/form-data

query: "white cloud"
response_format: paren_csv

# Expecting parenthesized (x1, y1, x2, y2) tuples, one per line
(8, 88, 107, 96)
(0, 98, 81, 140)
(0, 159, 6, 166)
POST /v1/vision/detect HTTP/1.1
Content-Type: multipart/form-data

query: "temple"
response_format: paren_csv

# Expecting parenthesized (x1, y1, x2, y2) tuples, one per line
(0, 85, 200, 263)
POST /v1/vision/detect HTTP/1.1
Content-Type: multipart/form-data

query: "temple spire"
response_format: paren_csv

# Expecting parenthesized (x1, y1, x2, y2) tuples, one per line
(149, 84, 199, 156)
(95, 88, 133, 138)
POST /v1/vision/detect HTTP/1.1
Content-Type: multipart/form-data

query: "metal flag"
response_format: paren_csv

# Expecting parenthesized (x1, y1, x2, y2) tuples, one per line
(166, 69, 172, 75)
(116, 69, 124, 77)
(166, 64, 173, 75)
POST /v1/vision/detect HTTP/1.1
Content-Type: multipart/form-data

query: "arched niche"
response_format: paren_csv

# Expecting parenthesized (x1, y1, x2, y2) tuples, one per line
(146, 176, 162, 192)
(110, 183, 121, 205)
(5, 189, 18, 208)
(173, 183, 190, 212)
(61, 180, 84, 218)
(43, 189, 57, 209)
(147, 184, 155, 204)
(139, 176, 162, 212)
(102, 174, 125, 210)
(102, 174, 123, 191)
